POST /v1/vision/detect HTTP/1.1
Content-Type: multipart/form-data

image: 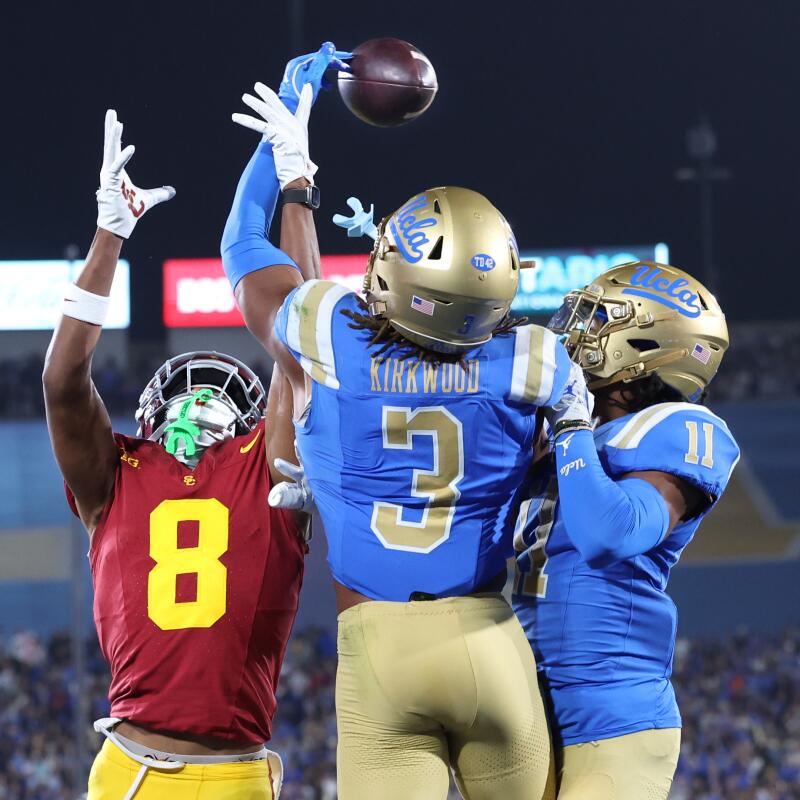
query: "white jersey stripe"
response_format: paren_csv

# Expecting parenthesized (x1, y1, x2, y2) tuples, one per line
(536, 328, 558, 406)
(510, 325, 532, 402)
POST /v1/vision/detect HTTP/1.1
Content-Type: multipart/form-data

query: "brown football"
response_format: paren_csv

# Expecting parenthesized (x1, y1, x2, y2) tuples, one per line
(337, 38, 438, 127)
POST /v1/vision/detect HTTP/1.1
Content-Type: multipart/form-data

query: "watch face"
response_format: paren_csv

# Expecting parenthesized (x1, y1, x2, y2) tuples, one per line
(308, 186, 321, 209)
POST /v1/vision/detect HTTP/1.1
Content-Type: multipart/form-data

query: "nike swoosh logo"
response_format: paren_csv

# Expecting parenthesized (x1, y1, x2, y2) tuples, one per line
(240, 430, 262, 454)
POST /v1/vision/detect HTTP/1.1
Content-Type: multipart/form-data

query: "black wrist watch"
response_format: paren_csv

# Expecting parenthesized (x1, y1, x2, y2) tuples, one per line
(282, 185, 321, 210)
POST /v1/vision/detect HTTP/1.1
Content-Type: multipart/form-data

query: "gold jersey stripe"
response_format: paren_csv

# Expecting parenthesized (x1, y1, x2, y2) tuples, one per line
(510, 325, 558, 405)
(608, 401, 728, 451)
(523, 325, 547, 403)
(297, 281, 336, 387)
(611, 403, 674, 449)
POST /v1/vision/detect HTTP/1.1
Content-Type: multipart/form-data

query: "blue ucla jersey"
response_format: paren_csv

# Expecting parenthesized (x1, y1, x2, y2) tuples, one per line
(275, 280, 571, 601)
(512, 402, 740, 746)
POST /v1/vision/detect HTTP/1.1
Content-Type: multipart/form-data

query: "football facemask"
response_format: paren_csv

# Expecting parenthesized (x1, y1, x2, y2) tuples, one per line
(136, 352, 267, 465)
(547, 261, 728, 402)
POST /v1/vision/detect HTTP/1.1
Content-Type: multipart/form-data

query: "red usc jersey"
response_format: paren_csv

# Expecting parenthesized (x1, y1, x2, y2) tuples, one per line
(66, 421, 305, 744)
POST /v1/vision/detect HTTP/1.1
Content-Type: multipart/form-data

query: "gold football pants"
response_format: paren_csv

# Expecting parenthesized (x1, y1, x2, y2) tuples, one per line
(87, 739, 278, 800)
(335, 594, 555, 800)
(557, 728, 681, 800)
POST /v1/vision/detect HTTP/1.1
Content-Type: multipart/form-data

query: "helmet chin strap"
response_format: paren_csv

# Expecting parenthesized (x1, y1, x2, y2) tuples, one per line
(586, 349, 688, 393)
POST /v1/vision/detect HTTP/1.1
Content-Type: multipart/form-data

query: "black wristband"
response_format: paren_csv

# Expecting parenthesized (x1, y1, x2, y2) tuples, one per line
(282, 185, 320, 210)
(553, 419, 593, 439)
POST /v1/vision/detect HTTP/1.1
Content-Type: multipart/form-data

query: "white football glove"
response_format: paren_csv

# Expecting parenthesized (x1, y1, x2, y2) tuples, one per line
(268, 457, 315, 513)
(96, 109, 175, 239)
(232, 82, 317, 189)
(543, 360, 596, 433)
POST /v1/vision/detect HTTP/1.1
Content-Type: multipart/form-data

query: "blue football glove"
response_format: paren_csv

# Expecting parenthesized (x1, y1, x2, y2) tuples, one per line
(332, 197, 378, 240)
(279, 41, 352, 113)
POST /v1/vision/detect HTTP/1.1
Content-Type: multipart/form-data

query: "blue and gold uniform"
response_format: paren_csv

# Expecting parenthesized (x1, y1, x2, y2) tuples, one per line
(275, 279, 571, 800)
(513, 402, 739, 796)
(514, 403, 739, 744)
(276, 279, 571, 601)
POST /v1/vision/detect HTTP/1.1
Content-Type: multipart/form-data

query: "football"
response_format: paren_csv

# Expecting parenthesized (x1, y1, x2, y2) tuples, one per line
(338, 37, 438, 127)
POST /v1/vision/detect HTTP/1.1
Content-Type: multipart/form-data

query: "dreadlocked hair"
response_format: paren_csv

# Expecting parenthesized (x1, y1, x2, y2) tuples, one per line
(597, 373, 705, 414)
(340, 296, 527, 365)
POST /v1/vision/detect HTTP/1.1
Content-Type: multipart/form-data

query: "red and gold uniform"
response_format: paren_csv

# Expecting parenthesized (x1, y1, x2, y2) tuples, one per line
(67, 420, 305, 745)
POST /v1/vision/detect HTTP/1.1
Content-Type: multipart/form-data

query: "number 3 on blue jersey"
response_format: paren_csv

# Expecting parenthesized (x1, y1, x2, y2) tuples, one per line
(372, 405, 465, 553)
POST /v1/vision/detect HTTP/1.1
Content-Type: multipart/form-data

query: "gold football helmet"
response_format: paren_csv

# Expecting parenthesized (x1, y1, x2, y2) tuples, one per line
(363, 187, 521, 353)
(548, 261, 729, 401)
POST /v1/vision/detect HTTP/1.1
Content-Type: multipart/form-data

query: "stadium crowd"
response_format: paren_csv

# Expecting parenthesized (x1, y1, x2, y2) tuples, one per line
(0, 626, 798, 799)
(1, 320, 798, 418)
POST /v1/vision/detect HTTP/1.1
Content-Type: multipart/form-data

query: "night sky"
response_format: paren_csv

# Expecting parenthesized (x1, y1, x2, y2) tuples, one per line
(1, 1, 797, 334)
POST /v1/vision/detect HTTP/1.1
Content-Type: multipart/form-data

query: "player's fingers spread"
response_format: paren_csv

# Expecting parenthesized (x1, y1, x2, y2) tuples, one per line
(231, 112, 268, 134)
(241, 93, 275, 122)
(110, 144, 135, 174)
(104, 116, 122, 164)
(113, 121, 124, 155)
(147, 185, 176, 206)
(332, 50, 354, 72)
(274, 458, 302, 481)
(103, 109, 118, 154)
(252, 82, 284, 110)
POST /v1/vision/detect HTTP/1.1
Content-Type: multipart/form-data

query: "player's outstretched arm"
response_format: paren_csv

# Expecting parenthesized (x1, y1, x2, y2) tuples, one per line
(544, 363, 701, 565)
(43, 110, 174, 533)
(222, 43, 348, 412)
(258, 166, 325, 477)
(220, 86, 312, 403)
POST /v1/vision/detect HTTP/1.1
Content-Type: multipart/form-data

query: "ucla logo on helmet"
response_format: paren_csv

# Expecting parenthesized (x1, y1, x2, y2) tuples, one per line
(621, 264, 702, 318)
(389, 195, 438, 264)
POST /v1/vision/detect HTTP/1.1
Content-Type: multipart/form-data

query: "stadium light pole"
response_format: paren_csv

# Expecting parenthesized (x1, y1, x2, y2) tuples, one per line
(675, 116, 732, 295)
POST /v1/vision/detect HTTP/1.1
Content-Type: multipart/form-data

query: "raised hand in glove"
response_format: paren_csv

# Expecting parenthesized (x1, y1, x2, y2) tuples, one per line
(96, 109, 175, 239)
(233, 83, 316, 189)
(278, 41, 352, 113)
(268, 457, 315, 514)
(544, 360, 596, 438)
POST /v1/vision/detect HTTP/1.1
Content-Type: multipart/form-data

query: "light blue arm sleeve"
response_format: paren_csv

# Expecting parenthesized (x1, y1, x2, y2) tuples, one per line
(554, 428, 670, 566)
(220, 141, 298, 290)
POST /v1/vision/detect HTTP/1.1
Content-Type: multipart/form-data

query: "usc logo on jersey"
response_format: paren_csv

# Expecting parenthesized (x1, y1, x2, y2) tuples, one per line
(183, 475, 197, 486)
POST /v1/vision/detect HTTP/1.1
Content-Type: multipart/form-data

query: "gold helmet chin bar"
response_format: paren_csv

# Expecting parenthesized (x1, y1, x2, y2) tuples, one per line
(586, 349, 689, 392)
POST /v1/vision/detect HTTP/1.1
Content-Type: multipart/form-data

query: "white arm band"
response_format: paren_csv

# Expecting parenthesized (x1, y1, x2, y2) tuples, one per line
(62, 283, 110, 326)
